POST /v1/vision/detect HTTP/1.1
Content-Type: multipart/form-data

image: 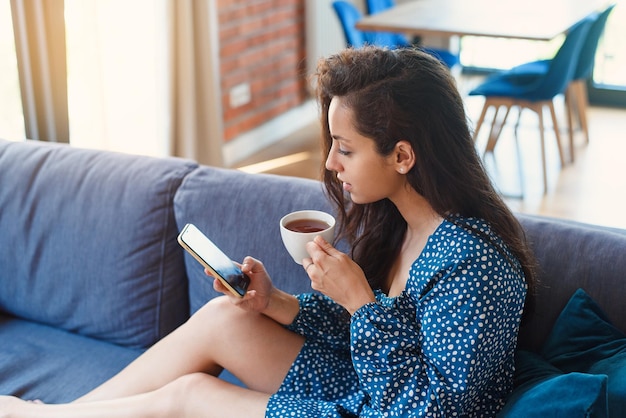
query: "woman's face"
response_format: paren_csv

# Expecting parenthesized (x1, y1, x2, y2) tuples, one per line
(325, 96, 403, 205)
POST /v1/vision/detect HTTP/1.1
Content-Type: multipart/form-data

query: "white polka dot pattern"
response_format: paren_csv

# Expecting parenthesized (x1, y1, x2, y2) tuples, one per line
(266, 215, 526, 417)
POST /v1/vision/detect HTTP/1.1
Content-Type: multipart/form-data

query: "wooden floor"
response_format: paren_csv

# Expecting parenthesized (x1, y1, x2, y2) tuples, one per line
(235, 78, 626, 231)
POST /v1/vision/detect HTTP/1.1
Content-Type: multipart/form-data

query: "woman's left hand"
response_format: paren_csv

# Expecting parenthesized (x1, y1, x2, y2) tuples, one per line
(303, 236, 375, 315)
(209, 256, 274, 313)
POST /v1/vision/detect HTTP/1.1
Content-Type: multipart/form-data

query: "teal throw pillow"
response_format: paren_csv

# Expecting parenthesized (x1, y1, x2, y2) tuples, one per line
(497, 350, 608, 418)
(541, 288, 626, 417)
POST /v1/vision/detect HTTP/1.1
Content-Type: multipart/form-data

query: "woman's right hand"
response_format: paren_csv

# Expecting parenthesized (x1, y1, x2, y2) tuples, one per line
(208, 256, 274, 313)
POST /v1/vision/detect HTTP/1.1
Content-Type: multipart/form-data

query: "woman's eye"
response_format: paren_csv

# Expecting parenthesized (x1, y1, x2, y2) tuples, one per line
(338, 149, 351, 156)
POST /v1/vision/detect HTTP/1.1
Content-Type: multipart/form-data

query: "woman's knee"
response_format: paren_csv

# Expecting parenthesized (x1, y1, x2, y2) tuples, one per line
(157, 373, 269, 417)
(190, 296, 261, 338)
(166, 372, 216, 396)
(193, 296, 243, 323)
(156, 373, 221, 414)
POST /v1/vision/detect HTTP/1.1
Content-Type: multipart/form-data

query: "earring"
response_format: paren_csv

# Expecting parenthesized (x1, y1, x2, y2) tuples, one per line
(399, 168, 405, 173)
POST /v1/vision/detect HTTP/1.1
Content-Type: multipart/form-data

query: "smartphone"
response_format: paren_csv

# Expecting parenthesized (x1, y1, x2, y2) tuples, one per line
(177, 223, 250, 298)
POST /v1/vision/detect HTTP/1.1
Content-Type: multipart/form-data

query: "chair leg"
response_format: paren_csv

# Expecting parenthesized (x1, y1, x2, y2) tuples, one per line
(485, 103, 512, 154)
(565, 86, 575, 161)
(472, 102, 489, 143)
(548, 101, 566, 166)
(572, 80, 590, 144)
(537, 106, 549, 194)
(513, 106, 523, 138)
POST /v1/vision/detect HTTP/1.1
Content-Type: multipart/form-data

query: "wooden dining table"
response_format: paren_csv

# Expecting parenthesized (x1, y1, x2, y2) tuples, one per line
(356, 0, 608, 41)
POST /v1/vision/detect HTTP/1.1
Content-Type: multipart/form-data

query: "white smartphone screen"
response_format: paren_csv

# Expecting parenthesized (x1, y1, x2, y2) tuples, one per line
(177, 223, 250, 297)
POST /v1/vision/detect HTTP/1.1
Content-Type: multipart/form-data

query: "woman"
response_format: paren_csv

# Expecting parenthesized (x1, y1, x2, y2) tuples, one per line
(1, 46, 535, 417)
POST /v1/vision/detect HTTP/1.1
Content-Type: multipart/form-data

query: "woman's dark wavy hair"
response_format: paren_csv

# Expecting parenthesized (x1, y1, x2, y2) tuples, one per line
(314, 46, 537, 316)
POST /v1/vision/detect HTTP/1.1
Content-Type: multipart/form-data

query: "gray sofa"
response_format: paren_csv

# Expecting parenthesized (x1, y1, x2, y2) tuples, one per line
(1, 138, 625, 416)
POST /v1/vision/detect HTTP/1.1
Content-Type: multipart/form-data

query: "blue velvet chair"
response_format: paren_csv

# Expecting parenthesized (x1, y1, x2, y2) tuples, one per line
(362, 0, 459, 68)
(332, 1, 459, 68)
(332, 1, 375, 48)
(494, 5, 615, 158)
(468, 16, 594, 193)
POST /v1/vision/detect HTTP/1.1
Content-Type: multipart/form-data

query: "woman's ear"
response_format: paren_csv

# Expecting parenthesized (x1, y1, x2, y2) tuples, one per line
(394, 140, 415, 174)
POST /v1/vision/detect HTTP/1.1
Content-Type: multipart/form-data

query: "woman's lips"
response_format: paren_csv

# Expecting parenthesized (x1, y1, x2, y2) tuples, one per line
(337, 175, 351, 192)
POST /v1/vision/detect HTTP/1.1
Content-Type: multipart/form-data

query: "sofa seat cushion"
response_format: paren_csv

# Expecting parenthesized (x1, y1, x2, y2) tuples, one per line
(541, 288, 626, 417)
(0, 139, 197, 348)
(0, 315, 142, 403)
(173, 167, 341, 313)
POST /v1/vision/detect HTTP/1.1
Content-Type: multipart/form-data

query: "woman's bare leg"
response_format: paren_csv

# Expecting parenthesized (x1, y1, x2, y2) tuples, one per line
(1, 373, 270, 418)
(75, 296, 304, 402)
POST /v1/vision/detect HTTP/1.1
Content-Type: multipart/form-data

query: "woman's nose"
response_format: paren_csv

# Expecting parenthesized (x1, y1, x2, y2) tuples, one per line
(325, 143, 341, 172)
(325, 153, 337, 173)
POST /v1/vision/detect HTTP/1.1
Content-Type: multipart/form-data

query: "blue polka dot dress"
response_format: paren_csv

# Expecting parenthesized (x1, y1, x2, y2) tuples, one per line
(265, 215, 527, 417)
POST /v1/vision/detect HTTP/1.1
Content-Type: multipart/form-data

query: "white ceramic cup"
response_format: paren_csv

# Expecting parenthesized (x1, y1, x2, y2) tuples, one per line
(279, 210, 336, 264)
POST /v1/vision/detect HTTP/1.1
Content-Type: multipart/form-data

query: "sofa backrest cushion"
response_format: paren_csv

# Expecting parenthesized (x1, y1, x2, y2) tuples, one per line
(174, 166, 341, 314)
(517, 214, 626, 352)
(0, 139, 197, 348)
(173, 165, 626, 353)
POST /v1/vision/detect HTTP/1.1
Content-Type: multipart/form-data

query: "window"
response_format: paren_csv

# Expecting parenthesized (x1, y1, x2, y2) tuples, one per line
(589, 2, 626, 106)
(65, 0, 170, 156)
(460, 36, 562, 72)
(0, 1, 25, 141)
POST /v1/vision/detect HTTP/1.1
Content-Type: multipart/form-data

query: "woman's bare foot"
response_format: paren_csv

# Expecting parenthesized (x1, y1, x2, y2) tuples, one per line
(0, 396, 26, 418)
(0, 397, 49, 418)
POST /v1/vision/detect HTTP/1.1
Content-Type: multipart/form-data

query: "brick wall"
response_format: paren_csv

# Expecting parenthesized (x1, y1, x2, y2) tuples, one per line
(218, 0, 309, 142)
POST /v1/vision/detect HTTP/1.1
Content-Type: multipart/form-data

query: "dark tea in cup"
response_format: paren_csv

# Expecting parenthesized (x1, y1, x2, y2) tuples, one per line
(285, 218, 330, 233)
(279, 210, 336, 264)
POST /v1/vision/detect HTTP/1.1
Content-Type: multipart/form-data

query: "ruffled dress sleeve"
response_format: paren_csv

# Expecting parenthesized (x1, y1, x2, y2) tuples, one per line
(286, 292, 351, 351)
(268, 217, 526, 418)
(349, 219, 527, 416)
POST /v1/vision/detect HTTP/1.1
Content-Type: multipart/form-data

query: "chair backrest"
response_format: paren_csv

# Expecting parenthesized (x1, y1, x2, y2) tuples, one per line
(366, 0, 395, 14)
(364, 0, 457, 67)
(573, 4, 616, 81)
(363, 0, 410, 47)
(332, 1, 368, 48)
(526, 16, 594, 101)
(332, 1, 409, 49)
